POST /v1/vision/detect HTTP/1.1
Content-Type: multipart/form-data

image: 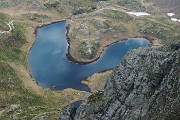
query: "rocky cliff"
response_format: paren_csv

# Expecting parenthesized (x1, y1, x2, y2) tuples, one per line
(59, 41, 180, 120)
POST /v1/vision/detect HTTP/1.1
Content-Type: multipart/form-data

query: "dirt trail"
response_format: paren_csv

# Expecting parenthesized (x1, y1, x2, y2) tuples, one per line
(0, 20, 14, 34)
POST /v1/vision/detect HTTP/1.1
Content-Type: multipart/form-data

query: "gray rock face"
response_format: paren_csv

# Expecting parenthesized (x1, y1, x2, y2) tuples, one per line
(59, 41, 180, 120)
(5, 104, 21, 113)
(59, 105, 77, 120)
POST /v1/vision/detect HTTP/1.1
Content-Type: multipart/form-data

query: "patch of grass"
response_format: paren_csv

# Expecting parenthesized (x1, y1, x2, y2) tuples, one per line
(43, 0, 70, 14)
(171, 25, 180, 42)
(137, 18, 175, 40)
(69, 12, 131, 61)
(68, 0, 94, 8)
(1, 106, 59, 120)
(117, 0, 146, 11)
(91, 18, 128, 36)
(0, 21, 27, 63)
(68, 0, 96, 15)
(44, 0, 60, 9)
(0, 62, 44, 106)
(77, 40, 100, 59)
(0, 21, 26, 49)
(11, 22, 26, 47)
(100, 9, 133, 21)
(93, 19, 111, 29)
(0, 60, 88, 119)
(0, 16, 51, 119)
(172, 35, 180, 41)
(23, 13, 49, 23)
(0, 12, 9, 31)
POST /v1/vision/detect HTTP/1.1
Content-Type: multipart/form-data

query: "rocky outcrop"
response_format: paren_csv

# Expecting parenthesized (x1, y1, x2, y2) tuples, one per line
(59, 41, 180, 120)
(5, 104, 20, 113)
(59, 105, 77, 120)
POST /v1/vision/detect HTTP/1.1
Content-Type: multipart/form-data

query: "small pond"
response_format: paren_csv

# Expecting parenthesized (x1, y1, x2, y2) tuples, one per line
(28, 21, 150, 92)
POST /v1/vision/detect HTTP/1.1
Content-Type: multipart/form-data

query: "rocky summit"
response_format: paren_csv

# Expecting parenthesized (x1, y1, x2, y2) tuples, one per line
(59, 41, 180, 120)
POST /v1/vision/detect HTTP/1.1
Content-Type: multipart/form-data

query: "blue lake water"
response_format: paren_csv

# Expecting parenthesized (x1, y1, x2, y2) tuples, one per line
(28, 21, 150, 92)
(71, 100, 83, 108)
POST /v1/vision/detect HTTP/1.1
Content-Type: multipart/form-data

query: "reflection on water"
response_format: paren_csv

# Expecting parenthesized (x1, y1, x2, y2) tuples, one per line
(28, 21, 150, 92)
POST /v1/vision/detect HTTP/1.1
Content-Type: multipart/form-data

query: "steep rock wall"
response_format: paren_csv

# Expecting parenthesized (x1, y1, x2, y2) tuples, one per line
(59, 41, 180, 120)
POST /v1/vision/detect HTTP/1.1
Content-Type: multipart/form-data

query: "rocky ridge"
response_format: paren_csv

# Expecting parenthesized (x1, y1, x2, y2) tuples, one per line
(59, 41, 180, 120)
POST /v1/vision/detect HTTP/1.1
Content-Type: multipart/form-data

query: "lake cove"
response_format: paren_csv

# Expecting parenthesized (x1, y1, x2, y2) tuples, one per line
(28, 21, 150, 92)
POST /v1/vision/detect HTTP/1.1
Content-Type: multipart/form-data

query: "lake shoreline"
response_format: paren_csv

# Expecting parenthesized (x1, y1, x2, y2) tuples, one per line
(28, 19, 69, 87)
(66, 25, 155, 65)
(65, 21, 156, 65)
(31, 20, 157, 65)
(28, 20, 156, 91)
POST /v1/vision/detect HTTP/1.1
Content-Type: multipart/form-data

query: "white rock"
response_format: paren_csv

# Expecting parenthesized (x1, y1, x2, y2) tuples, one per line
(167, 13, 175, 17)
(171, 18, 178, 22)
(126, 12, 150, 16)
(87, 48, 92, 54)
(5, 104, 21, 113)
